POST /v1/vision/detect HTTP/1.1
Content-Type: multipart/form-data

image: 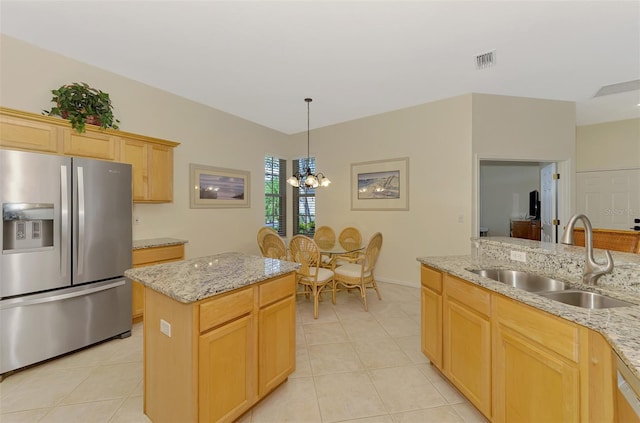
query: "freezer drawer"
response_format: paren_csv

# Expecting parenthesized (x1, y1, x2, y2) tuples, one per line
(0, 278, 132, 375)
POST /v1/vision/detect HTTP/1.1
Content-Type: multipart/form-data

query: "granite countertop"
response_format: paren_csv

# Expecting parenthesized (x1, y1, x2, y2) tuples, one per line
(124, 252, 299, 303)
(417, 245, 640, 380)
(132, 237, 188, 250)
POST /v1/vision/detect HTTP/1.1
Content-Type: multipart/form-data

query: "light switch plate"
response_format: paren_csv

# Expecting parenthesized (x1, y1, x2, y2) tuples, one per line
(160, 319, 171, 337)
(510, 250, 527, 262)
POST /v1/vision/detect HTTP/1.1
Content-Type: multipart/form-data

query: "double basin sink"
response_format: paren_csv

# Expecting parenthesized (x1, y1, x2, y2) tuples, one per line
(469, 268, 634, 309)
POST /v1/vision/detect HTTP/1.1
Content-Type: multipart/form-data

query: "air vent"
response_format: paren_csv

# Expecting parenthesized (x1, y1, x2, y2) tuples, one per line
(475, 50, 496, 70)
(594, 79, 640, 97)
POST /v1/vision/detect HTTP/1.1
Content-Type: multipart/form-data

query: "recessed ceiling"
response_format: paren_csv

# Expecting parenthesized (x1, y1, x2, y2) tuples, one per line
(1, 0, 639, 134)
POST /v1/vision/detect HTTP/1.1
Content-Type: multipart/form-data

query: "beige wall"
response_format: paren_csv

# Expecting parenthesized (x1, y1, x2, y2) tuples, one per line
(576, 118, 640, 172)
(471, 94, 577, 233)
(1, 35, 578, 287)
(0, 35, 289, 259)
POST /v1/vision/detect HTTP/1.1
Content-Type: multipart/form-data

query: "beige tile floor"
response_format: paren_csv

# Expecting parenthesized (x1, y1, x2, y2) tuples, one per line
(0, 282, 488, 423)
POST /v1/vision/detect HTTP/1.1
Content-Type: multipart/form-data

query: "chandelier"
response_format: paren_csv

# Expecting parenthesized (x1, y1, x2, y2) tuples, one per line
(287, 98, 331, 189)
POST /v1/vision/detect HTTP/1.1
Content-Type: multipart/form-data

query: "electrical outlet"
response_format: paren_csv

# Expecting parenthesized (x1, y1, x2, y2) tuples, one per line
(510, 250, 527, 262)
(160, 319, 171, 337)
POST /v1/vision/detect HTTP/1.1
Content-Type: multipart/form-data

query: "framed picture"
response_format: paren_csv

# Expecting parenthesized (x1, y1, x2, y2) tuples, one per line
(189, 163, 250, 208)
(351, 157, 409, 211)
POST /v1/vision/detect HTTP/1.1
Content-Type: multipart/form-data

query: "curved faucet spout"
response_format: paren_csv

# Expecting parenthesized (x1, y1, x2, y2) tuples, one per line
(561, 214, 614, 285)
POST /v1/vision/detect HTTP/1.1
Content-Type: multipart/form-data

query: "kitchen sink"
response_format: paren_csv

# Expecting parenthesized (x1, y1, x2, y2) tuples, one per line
(469, 268, 567, 292)
(537, 290, 635, 309)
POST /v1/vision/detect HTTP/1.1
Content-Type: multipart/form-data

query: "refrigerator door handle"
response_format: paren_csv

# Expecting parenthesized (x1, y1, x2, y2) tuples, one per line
(60, 165, 68, 278)
(0, 280, 126, 310)
(77, 166, 85, 276)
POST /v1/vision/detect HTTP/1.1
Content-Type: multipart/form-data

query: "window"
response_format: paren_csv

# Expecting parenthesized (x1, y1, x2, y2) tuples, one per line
(264, 156, 286, 236)
(292, 157, 316, 237)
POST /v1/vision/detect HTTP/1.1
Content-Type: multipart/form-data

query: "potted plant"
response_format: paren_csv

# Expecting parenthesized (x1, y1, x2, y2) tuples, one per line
(43, 82, 120, 133)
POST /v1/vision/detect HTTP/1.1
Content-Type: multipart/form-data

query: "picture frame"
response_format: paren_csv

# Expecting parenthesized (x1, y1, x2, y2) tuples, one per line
(189, 163, 250, 208)
(351, 157, 409, 211)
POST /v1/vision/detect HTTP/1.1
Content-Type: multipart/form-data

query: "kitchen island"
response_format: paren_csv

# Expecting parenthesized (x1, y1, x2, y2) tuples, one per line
(418, 237, 640, 422)
(124, 252, 300, 423)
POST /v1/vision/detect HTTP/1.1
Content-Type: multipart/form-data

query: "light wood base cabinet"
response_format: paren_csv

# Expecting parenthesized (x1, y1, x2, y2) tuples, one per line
(444, 275, 491, 418)
(131, 244, 185, 322)
(420, 265, 443, 368)
(143, 272, 296, 423)
(420, 264, 618, 422)
(0, 107, 179, 203)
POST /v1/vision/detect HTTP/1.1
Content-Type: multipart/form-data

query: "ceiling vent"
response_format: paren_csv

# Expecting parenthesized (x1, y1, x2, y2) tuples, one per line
(594, 79, 640, 97)
(475, 50, 496, 70)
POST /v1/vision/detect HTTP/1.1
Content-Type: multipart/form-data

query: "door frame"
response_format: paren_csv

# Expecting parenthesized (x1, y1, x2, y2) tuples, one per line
(472, 154, 573, 243)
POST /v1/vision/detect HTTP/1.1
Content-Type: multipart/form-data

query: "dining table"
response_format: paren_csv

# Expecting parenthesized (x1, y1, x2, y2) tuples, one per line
(316, 240, 364, 269)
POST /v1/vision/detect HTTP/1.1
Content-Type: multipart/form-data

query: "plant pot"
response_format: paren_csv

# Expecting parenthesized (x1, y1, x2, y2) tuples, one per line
(60, 111, 101, 126)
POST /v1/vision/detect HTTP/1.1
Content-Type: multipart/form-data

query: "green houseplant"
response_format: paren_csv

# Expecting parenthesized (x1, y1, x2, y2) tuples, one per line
(43, 82, 120, 133)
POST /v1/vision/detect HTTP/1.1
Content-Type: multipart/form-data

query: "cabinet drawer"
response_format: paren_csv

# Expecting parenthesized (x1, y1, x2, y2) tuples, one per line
(200, 288, 254, 333)
(421, 265, 443, 293)
(494, 295, 579, 362)
(259, 274, 295, 308)
(133, 244, 184, 266)
(445, 274, 491, 317)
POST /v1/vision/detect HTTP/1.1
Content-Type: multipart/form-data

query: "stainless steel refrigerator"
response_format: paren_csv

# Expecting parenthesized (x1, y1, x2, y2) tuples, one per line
(0, 149, 132, 378)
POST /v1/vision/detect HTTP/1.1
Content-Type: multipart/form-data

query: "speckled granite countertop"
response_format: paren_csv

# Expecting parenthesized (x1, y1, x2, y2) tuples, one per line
(417, 237, 640, 380)
(132, 237, 188, 250)
(124, 252, 299, 303)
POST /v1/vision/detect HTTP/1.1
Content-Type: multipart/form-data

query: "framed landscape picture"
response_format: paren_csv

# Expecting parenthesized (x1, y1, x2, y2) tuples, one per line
(351, 157, 409, 211)
(189, 163, 250, 208)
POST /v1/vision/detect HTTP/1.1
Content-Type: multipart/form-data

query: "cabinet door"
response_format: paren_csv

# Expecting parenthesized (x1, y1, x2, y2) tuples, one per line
(62, 128, 117, 160)
(131, 280, 144, 322)
(443, 283, 491, 418)
(149, 143, 173, 202)
(421, 286, 442, 368)
(493, 296, 581, 422)
(120, 138, 149, 201)
(444, 300, 491, 416)
(0, 114, 60, 153)
(199, 314, 256, 423)
(258, 295, 295, 396)
(493, 324, 580, 422)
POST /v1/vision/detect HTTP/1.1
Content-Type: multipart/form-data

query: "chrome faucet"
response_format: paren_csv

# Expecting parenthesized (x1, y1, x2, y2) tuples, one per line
(560, 214, 614, 285)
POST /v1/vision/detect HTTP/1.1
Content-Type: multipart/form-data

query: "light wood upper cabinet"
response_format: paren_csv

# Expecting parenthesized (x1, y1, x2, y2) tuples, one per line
(63, 128, 118, 160)
(0, 107, 180, 203)
(0, 111, 60, 153)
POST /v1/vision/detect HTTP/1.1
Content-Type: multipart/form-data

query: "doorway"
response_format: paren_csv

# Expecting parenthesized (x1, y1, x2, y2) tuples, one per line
(477, 159, 563, 242)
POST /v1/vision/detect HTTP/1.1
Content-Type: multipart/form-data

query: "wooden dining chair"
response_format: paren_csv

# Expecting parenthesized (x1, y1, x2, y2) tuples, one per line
(313, 225, 336, 268)
(289, 235, 335, 319)
(257, 226, 277, 256)
(262, 232, 288, 260)
(333, 232, 383, 311)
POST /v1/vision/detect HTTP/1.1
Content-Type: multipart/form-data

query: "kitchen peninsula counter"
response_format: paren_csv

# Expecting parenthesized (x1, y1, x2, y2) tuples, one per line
(418, 237, 640, 378)
(132, 237, 188, 250)
(124, 252, 299, 423)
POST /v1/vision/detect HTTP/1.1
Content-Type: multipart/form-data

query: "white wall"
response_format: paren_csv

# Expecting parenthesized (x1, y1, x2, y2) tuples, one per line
(479, 163, 541, 236)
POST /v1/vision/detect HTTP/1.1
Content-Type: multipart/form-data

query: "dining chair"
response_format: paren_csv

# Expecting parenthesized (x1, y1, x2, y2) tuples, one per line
(333, 232, 383, 311)
(262, 232, 288, 260)
(313, 225, 336, 268)
(289, 235, 335, 319)
(257, 226, 277, 256)
(335, 226, 363, 267)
